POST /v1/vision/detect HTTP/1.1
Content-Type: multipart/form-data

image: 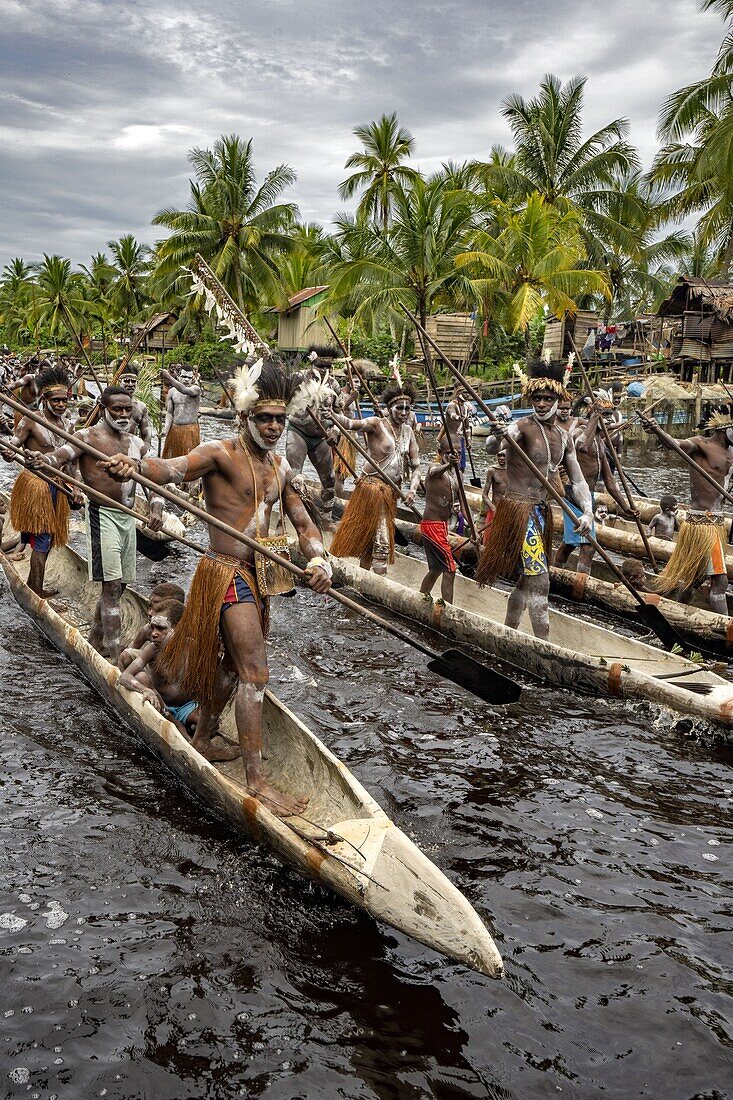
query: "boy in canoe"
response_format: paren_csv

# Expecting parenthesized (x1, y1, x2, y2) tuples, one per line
(479, 358, 593, 640)
(419, 435, 461, 604)
(117, 600, 202, 736)
(648, 495, 680, 542)
(102, 357, 332, 819)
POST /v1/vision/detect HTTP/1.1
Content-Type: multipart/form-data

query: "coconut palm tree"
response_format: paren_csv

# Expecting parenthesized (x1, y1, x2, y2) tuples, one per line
(29, 255, 89, 349)
(653, 3, 733, 275)
(81, 252, 119, 362)
(329, 173, 477, 334)
(107, 235, 151, 333)
(591, 171, 691, 318)
(153, 134, 299, 312)
(485, 75, 638, 205)
(338, 112, 419, 232)
(456, 192, 610, 348)
(0, 259, 34, 343)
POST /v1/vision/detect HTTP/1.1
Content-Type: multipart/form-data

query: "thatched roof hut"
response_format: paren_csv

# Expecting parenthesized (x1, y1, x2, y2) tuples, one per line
(657, 276, 733, 380)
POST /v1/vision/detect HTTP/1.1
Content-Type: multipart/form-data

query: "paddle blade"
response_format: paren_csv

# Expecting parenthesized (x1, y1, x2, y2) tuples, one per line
(427, 649, 522, 705)
(394, 525, 409, 547)
(135, 528, 170, 561)
(469, 477, 482, 489)
(634, 603, 690, 652)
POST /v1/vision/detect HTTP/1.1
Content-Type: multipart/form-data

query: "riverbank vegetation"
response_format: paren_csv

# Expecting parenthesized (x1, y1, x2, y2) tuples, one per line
(2, 0, 732, 378)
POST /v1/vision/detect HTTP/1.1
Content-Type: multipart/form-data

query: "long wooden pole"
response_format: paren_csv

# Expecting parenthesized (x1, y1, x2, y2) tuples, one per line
(1, 438, 206, 551)
(569, 335, 660, 572)
(398, 306, 681, 615)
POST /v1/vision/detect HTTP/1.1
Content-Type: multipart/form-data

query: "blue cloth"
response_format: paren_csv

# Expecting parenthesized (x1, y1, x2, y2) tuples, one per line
(167, 700, 198, 725)
(562, 494, 595, 547)
(459, 436, 467, 472)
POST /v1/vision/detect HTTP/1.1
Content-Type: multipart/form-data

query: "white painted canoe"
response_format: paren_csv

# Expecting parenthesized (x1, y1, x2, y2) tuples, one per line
(0, 543, 503, 979)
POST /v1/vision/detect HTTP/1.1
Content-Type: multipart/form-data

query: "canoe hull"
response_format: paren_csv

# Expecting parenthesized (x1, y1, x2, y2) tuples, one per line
(0, 546, 503, 979)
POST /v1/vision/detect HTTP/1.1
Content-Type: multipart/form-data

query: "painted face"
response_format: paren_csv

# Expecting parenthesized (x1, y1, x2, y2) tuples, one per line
(389, 400, 412, 425)
(180, 370, 194, 386)
(531, 391, 558, 422)
(726, 427, 733, 446)
(556, 402, 572, 422)
(149, 614, 174, 647)
(120, 374, 137, 394)
(103, 396, 133, 434)
(497, 452, 507, 467)
(247, 405, 286, 450)
(44, 390, 69, 415)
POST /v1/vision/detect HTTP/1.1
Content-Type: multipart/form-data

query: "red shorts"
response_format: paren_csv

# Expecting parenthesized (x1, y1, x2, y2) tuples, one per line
(420, 520, 457, 574)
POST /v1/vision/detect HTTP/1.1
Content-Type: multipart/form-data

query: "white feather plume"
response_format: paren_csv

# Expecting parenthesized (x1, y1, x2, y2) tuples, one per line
(231, 359, 263, 413)
(287, 374, 323, 418)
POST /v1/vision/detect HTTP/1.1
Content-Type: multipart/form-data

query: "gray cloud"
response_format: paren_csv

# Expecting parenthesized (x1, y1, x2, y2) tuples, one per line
(0, 0, 724, 267)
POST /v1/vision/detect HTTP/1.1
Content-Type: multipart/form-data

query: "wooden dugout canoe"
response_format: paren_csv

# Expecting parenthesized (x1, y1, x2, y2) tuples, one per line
(549, 567, 733, 652)
(0, 542, 503, 980)
(310, 539, 733, 739)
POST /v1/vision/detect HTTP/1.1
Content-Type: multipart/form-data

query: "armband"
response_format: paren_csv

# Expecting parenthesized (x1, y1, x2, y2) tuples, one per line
(308, 555, 333, 579)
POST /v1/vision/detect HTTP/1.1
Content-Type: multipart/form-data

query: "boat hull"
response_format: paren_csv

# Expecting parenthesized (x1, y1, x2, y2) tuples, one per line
(0, 545, 503, 979)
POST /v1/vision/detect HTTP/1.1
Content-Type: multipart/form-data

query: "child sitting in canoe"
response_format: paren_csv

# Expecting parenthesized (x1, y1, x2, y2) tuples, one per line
(117, 600, 200, 737)
(648, 495, 679, 542)
(121, 581, 187, 659)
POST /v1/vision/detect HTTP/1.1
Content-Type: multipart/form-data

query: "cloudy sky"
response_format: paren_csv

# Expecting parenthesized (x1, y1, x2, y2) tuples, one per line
(0, 0, 724, 269)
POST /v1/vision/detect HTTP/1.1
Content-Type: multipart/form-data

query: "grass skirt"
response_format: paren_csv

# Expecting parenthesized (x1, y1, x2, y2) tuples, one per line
(333, 435, 357, 482)
(654, 517, 727, 593)
(476, 495, 552, 585)
(330, 477, 396, 562)
(9, 469, 69, 544)
(157, 552, 268, 705)
(163, 422, 201, 460)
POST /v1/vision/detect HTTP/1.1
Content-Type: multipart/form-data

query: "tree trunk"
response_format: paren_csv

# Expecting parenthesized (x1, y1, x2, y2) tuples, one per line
(719, 221, 733, 280)
(233, 263, 245, 311)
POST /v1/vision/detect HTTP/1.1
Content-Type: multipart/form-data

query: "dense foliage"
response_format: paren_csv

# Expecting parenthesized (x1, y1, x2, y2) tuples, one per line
(3, 4, 733, 372)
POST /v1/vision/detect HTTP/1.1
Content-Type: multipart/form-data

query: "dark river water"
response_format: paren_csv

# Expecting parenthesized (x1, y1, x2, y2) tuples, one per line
(1, 416, 732, 1099)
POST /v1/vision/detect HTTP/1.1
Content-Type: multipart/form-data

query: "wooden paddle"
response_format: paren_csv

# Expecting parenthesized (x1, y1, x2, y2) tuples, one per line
(568, 335, 660, 572)
(0, 391, 521, 706)
(400, 306, 697, 655)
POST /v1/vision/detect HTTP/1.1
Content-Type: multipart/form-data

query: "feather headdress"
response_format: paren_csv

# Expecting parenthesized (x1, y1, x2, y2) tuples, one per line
(231, 358, 264, 413)
(515, 358, 571, 401)
(706, 407, 733, 432)
(593, 387, 614, 410)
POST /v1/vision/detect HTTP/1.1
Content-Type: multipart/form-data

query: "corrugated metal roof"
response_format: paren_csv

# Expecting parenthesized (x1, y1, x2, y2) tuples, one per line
(278, 286, 329, 312)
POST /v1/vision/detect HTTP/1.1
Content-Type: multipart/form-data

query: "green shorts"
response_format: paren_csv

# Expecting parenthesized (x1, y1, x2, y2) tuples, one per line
(85, 502, 137, 584)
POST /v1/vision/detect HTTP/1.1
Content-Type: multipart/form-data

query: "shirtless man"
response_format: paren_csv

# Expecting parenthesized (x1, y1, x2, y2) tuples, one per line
(161, 365, 202, 460)
(554, 398, 637, 575)
(121, 583, 186, 660)
(1, 363, 82, 597)
(555, 397, 577, 434)
(443, 388, 474, 473)
(9, 358, 41, 428)
(102, 358, 332, 817)
(285, 348, 343, 526)
(119, 365, 152, 447)
(477, 359, 593, 639)
(641, 409, 733, 612)
(117, 600, 200, 736)
(419, 434, 460, 603)
(479, 449, 507, 545)
(27, 386, 164, 662)
(330, 382, 421, 574)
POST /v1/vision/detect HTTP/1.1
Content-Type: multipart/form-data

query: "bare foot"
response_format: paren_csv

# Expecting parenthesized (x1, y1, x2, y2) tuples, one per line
(250, 781, 309, 819)
(9, 548, 28, 561)
(193, 737, 241, 763)
(40, 587, 59, 599)
(47, 598, 68, 613)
